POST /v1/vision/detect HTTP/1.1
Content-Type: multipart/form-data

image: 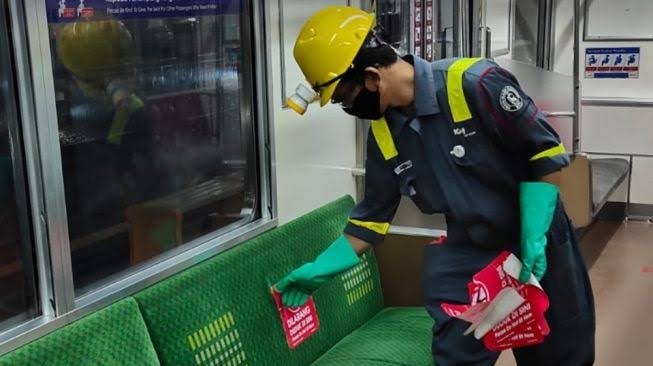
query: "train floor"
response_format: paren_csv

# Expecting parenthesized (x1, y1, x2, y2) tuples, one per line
(497, 220, 653, 365)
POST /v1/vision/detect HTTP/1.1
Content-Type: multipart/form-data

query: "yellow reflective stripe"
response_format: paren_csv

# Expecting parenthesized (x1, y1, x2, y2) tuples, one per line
(529, 143, 566, 161)
(370, 118, 398, 160)
(348, 219, 391, 235)
(447, 58, 483, 123)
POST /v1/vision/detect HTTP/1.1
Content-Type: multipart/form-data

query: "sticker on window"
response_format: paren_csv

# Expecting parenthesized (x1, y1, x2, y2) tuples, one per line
(46, 0, 242, 23)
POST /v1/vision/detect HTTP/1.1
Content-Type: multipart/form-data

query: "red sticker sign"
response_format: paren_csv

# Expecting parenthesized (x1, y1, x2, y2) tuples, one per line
(271, 289, 320, 349)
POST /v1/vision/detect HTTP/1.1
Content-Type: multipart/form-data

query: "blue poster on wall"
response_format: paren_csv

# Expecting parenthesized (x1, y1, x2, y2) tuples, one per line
(585, 47, 640, 79)
(46, 0, 242, 24)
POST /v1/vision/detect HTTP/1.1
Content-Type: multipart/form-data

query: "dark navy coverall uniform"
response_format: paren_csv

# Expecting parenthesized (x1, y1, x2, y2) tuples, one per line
(343, 56, 595, 365)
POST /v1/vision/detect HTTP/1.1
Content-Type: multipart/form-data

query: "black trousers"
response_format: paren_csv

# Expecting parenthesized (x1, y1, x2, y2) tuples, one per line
(422, 205, 595, 365)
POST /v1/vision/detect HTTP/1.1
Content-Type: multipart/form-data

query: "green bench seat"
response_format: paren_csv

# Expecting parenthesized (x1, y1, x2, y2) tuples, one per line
(312, 307, 433, 366)
(0, 297, 160, 366)
(0, 196, 433, 365)
(133, 195, 433, 365)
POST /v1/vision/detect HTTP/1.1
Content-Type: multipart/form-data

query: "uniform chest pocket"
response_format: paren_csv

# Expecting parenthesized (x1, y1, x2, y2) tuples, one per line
(448, 131, 517, 189)
(448, 132, 492, 167)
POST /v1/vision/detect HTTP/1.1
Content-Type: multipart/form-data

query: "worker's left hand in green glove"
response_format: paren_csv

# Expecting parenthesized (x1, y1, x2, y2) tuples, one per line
(275, 235, 360, 307)
(519, 181, 560, 283)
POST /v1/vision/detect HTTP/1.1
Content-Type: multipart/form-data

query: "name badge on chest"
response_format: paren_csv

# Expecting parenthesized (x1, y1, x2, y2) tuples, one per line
(394, 160, 413, 175)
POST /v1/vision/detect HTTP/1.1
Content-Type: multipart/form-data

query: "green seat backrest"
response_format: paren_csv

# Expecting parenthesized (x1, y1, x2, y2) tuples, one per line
(134, 195, 384, 366)
(0, 297, 160, 366)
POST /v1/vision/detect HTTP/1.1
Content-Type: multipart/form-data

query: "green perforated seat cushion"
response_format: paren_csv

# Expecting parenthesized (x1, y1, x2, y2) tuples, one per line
(312, 307, 433, 366)
(0, 297, 159, 366)
(134, 195, 384, 366)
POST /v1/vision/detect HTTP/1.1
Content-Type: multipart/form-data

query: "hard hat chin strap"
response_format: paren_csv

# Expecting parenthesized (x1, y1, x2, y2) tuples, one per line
(312, 69, 350, 92)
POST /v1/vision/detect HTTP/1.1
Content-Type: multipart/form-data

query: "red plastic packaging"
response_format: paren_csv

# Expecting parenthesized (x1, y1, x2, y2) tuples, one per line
(441, 251, 550, 351)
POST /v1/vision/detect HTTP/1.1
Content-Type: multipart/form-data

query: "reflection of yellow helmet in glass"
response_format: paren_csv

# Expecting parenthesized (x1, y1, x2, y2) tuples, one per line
(57, 20, 135, 82)
(288, 6, 375, 114)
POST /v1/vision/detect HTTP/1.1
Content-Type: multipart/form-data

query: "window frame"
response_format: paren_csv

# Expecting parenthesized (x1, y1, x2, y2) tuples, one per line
(0, 0, 276, 355)
(0, 0, 41, 331)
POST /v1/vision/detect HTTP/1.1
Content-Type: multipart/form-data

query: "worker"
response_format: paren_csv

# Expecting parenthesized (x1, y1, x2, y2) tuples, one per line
(57, 19, 148, 147)
(56, 19, 165, 213)
(276, 6, 595, 365)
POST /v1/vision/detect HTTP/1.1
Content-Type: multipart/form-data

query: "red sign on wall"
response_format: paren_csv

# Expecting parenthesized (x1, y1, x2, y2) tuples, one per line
(414, 0, 423, 57)
(424, 0, 433, 60)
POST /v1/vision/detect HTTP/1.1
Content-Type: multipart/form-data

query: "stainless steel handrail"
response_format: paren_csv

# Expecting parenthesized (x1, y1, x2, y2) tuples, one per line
(583, 151, 653, 159)
(543, 111, 576, 117)
(389, 226, 447, 238)
(582, 97, 653, 107)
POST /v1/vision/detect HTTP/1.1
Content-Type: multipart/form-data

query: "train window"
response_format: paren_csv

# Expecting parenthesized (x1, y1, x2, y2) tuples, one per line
(512, 0, 539, 65)
(0, 4, 39, 331)
(486, 0, 511, 57)
(45, 1, 258, 295)
(375, 0, 412, 56)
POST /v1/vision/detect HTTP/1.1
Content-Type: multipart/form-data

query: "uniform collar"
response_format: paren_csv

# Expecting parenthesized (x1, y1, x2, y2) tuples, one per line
(411, 55, 441, 117)
(385, 55, 440, 136)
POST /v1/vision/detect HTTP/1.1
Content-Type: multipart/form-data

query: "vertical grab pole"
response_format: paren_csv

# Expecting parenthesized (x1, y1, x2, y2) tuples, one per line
(354, 0, 376, 202)
(573, 0, 581, 153)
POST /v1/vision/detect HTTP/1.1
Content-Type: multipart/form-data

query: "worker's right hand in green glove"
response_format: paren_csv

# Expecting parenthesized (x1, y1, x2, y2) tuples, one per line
(519, 182, 560, 283)
(275, 235, 360, 308)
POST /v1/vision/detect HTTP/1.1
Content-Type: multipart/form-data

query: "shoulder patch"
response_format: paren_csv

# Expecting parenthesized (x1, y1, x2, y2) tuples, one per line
(499, 86, 523, 112)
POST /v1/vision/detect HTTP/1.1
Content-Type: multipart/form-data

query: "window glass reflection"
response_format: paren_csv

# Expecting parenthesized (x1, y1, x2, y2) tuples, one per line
(376, 0, 412, 56)
(45, 1, 258, 293)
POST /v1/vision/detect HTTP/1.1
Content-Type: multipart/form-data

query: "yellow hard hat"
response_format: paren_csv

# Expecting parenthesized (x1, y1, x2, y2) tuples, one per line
(294, 6, 375, 107)
(57, 20, 135, 81)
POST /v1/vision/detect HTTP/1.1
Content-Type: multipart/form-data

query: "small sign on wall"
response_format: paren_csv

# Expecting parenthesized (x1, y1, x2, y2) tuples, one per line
(585, 47, 640, 79)
(414, 0, 423, 57)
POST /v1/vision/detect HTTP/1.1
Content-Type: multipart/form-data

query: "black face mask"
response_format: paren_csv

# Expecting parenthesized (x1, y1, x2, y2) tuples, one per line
(343, 88, 383, 120)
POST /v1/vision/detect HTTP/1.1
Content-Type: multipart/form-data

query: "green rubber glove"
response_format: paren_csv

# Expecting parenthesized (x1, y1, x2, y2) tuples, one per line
(275, 235, 360, 307)
(519, 182, 559, 283)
